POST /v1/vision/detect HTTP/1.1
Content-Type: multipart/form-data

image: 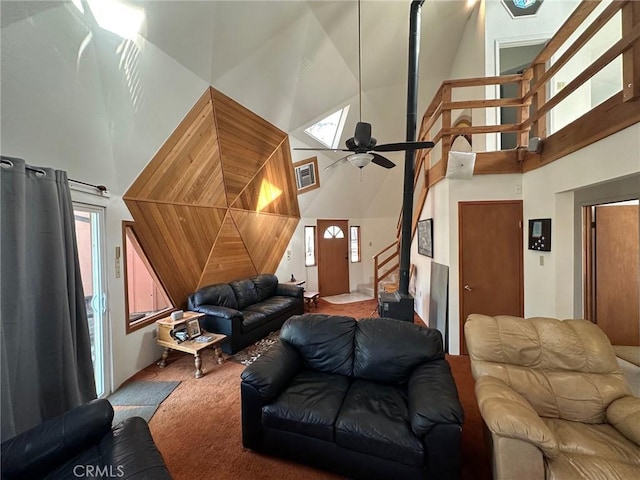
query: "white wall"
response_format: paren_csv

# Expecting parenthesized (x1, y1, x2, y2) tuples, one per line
(1, 5, 209, 391)
(523, 124, 640, 319)
(448, 0, 487, 153)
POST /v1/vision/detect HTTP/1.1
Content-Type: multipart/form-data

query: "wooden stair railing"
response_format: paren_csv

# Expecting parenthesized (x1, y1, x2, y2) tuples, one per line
(372, 241, 400, 298)
(372, 0, 639, 294)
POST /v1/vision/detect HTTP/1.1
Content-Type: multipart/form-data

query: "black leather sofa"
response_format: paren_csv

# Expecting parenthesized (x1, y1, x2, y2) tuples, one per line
(1, 399, 171, 480)
(187, 274, 303, 354)
(241, 314, 465, 480)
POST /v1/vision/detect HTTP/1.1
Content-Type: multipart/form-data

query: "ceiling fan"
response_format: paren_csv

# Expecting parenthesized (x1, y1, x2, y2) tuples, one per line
(295, 0, 434, 170)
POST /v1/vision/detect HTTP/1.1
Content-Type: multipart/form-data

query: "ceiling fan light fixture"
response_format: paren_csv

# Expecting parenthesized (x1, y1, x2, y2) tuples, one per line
(348, 152, 374, 168)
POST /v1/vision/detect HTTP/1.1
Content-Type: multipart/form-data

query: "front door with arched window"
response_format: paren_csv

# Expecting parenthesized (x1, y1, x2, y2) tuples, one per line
(317, 219, 350, 297)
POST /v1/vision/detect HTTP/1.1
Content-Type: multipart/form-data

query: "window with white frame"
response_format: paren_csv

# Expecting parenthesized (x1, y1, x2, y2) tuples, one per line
(350, 226, 361, 263)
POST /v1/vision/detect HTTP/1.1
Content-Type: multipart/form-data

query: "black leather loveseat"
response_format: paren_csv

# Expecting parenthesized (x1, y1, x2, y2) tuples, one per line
(1, 399, 171, 480)
(188, 274, 303, 354)
(241, 314, 465, 480)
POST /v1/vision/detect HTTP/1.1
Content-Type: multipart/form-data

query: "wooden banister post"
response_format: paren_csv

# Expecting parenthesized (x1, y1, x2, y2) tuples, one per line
(531, 62, 547, 139)
(442, 84, 452, 173)
(623, 0, 640, 102)
(373, 255, 379, 298)
(518, 72, 532, 147)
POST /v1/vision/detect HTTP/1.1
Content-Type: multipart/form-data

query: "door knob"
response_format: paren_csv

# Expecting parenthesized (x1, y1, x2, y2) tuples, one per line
(464, 285, 473, 291)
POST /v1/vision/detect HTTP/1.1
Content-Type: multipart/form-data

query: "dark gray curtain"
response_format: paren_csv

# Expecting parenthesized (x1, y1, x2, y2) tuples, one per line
(1, 156, 97, 441)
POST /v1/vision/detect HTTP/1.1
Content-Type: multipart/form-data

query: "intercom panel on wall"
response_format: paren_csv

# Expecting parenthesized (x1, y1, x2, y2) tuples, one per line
(528, 218, 551, 251)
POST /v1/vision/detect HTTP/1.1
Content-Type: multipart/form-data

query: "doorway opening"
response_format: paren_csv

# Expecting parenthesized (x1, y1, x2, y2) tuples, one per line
(497, 40, 547, 150)
(583, 199, 639, 346)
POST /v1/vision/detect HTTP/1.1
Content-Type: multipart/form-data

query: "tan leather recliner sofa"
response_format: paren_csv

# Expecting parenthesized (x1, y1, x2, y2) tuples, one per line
(465, 314, 640, 480)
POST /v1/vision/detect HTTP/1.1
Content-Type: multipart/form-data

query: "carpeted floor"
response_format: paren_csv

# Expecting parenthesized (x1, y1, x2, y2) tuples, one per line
(128, 299, 490, 480)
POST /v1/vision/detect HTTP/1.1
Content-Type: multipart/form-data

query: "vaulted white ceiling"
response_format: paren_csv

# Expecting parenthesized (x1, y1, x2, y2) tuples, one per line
(1, 0, 476, 217)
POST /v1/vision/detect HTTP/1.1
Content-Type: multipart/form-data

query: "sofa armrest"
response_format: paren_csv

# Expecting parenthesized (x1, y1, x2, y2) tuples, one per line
(607, 395, 640, 446)
(1, 399, 114, 479)
(475, 376, 558, 458)
(408, 360, 464, 437)
(240, 340, 302, 403)
(191, 304, 241, 319)
(276, 283, 303, 298)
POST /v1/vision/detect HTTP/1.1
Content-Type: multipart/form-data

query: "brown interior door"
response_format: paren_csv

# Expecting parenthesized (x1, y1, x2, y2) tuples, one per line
(459, 201, 524, 354)
(317, 219, 350, 297)
(593, 204, 640, 346)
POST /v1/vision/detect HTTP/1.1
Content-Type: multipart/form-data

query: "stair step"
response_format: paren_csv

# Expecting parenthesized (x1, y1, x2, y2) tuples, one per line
(357, 283, 375, 297)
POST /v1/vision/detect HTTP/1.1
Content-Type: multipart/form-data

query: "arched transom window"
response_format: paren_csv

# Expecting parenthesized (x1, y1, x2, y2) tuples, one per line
(323, 225, 345, 239)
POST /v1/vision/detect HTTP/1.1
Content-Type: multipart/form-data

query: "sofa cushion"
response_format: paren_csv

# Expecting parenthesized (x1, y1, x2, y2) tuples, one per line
(544, 419, 640, 465)
(353, 318, 444, 383)
(241, 310, 269, 333)
(251, 274, 278, 302)
(230, 278, 259, 309)
(190, 283, 238, 310)
(280, 314, 356, 376)
(244, 297, 300, 317)
(262, 370, 350, 442)
(466, 315, 629, 423)
(335, 379, 424, 467)
(547, 453, 640, 480)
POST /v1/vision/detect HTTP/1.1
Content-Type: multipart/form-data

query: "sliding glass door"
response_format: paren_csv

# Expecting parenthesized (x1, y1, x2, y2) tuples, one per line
(73, 203, 110, 398)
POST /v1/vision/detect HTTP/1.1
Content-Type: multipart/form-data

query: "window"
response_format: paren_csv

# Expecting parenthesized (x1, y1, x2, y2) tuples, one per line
(304, 106, 350, 149)
(304, 226, 316, 266)
(323, 225, 344, 239)
(293, 157, 320, 194)
(350, 226, 361, 263)
(123, 221, 174, 332)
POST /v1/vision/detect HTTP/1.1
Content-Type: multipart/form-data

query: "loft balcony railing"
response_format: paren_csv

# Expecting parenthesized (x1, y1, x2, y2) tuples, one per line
(374, 0, 639, 298)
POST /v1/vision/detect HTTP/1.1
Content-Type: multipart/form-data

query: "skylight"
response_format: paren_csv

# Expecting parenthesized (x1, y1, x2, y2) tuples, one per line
(304, 106, 350, 149)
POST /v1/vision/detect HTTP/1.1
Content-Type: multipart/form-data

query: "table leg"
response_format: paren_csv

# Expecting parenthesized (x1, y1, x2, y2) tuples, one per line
(194, 352, 203, 379)
(213, 345, 224, 365)
(158, 348, 170, 368)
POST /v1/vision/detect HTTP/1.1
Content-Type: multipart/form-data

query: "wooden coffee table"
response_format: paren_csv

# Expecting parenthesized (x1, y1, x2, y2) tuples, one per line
(156, 313, 226, 378)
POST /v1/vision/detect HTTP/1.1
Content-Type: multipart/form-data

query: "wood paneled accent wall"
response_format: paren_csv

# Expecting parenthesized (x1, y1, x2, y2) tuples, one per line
(124, 87, 300, 307)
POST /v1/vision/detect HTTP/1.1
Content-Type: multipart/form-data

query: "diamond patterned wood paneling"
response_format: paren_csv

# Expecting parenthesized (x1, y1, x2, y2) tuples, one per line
(231, 210, 299, 274)
(125, 201, 227, 305)
(232, 138, 300, 217)
(126, 93, 227, 208)
(124, 87, 300, 308)
(211, 88, 288, 205)
(198, 215, 258, 289)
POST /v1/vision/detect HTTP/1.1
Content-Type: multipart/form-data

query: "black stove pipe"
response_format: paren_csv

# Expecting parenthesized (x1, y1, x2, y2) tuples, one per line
(398, 0, 425, 295)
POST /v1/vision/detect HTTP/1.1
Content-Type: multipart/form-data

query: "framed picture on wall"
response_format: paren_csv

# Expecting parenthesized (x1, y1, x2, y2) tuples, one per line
(293, 157, 320, 194)
(417, 219, 433, 257)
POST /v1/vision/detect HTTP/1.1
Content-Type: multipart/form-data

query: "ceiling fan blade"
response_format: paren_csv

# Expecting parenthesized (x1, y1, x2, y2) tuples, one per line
(324, 156, 349, 170)
(294, 147, 351, 152)
(371, 153, 396, 169)
(373, 141, 435, 152)
(354, 122, 372, 147)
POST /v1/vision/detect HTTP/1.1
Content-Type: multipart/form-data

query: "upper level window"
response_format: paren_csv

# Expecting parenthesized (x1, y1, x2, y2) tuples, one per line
(323, 225, 345, 239)
(304, 106, 350, 149)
